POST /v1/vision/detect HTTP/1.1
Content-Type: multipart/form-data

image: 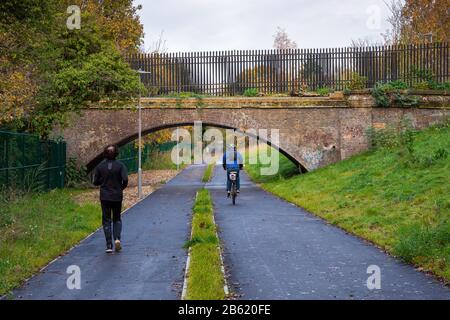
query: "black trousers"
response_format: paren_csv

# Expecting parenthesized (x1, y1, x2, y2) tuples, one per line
(101, 200, 122, 246)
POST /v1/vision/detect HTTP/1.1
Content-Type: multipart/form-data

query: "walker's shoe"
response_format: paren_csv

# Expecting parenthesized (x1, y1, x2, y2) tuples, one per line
(105, 244, 113, 254)
(227, 191, 231, 198)
(236, 190, 240, 194)
(114, 239, 122, 252)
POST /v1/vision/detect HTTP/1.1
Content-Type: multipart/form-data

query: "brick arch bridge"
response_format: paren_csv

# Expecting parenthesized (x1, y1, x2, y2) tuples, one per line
(54, 95, 449, 172)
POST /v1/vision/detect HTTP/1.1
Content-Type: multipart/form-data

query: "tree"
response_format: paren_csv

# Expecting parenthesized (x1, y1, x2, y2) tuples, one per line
(141, 30, 168, 54)
(0, 60, 37, 125)
(381, 0, 406, 45)
(142, 129, 173, 148)
(400, 0, 450, 43)
(69, 0, 144, 54)
(231, 65, 277, 94)
(0, 0, 144, 136)
(351, 37, 383, 47)
(381, 0, 449, 44)
(272, 27, 298, 50)
(0, 0, 57, 129)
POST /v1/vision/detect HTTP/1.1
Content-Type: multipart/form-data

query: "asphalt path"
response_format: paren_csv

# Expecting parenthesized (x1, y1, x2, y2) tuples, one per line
(9, 164, 450, 300)
(207, 165, 450, 300)
(11, 165, 205, 300)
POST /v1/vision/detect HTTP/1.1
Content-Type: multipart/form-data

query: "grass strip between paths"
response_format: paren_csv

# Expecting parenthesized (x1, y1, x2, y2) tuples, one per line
(184, 188, 226, 300)
(202, 163, 215, 183)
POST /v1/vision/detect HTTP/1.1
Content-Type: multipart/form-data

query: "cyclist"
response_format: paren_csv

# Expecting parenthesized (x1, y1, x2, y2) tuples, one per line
(222, 144, 243, 198)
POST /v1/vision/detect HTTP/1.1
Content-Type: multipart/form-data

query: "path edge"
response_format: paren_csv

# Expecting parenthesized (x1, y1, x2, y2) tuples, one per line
(2, 170, 183, 300)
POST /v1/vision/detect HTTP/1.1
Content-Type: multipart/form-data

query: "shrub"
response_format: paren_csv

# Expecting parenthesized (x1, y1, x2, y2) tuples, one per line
(413, 80, 450, 91)
(432, 82, 450, 91)
(368, 120, 449, 169)
(393, 93, 420, 106)
(409, 67, 450, 91)
(65, 158, 89, 188)
(386, 80, 408, 90)
(366, 126, 400, 149)
(371, 85, 391, 107)
(316, 87, 332, 96)
(409, 66, 434, 83)
(412, 81, 432, 90)
(367, 120, 415, 152)
(346, 72, 367, 90)
(372, 81, 418, 107)
(243, 88, 259, 97)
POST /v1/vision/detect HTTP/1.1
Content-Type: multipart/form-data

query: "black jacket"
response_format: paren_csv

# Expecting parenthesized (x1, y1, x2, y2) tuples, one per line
(93, 160, 128, 202)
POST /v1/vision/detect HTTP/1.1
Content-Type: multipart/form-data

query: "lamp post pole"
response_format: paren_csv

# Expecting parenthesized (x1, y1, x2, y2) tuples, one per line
(136, 68, 151, 199)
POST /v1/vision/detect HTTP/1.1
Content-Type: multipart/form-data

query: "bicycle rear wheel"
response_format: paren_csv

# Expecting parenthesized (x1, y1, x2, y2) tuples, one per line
(232, 182, 236, 205)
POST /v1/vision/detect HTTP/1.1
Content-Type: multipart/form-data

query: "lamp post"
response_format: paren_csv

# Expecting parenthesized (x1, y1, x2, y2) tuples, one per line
(136, 68, 151, 199)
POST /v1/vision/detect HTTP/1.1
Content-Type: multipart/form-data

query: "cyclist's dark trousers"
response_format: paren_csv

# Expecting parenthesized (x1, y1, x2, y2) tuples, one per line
(101, 200, 122, 246)
(226, 168, 240, 192)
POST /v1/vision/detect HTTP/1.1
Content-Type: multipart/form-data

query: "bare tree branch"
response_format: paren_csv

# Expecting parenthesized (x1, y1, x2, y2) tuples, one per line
(273, 27, 298, 50)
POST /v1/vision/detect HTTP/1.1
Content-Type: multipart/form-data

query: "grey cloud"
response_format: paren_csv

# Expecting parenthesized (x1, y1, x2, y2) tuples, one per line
(135, 0, 392, 52)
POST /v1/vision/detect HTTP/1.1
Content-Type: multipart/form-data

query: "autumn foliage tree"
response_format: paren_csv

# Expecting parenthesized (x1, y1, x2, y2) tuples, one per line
(383, 0, 450, 44)
(0, 32, 36, 125)
(0, 0, 144, 136)
(401, 0, 450, 43)
(68, 0, 144, 54)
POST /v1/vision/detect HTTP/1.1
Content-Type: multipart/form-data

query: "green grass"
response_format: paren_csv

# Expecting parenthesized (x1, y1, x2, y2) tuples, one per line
(163, 92, 208, 99)
(142, 151, 181, 170)
(184, 189, 225, 300)
(243, 88, 259, 97)
(245, 149, 299, 183)
(316, 87, 333, 96)
(0, 189, 101, 296)
(202, 163, 215, 183)
(246, 124, 450, 282)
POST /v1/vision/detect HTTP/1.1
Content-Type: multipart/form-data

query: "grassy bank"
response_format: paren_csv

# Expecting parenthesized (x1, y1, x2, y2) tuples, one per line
(0, 189, 101, 296)
(246, 123, 450, 282)
(143, 151, 178, 170)
(184, 189, 225, 300)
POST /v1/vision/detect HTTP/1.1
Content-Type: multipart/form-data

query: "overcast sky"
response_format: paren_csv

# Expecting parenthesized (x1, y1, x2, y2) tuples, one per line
(134, 0, 394, 52)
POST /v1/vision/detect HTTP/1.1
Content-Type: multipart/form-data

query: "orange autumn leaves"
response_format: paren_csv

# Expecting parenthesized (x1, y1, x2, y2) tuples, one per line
(401, 0, 450, 42)
(1, 0, 144, 132)
(68, 0, 144, 54)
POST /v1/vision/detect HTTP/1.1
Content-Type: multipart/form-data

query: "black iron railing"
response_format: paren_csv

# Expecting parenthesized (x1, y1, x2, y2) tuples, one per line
(126, 42, 450, 96)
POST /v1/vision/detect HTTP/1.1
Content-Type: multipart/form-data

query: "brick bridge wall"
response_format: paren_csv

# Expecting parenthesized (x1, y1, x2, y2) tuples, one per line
(55, 94, 450, 171)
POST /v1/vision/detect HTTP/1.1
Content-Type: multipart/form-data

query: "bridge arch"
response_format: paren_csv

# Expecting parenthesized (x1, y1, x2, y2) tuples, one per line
(86, 121, 308, 173)
(56, 97, 448, 174)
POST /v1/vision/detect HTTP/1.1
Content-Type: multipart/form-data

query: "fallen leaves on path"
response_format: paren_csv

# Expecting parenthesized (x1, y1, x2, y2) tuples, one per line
(74, 169, 179, 209)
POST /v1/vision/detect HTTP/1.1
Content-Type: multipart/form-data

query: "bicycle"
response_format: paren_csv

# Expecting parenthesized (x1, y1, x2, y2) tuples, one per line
(228, 170, 238, 205)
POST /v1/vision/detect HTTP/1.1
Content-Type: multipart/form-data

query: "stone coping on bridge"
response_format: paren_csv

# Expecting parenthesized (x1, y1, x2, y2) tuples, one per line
(346, 89, 450, 96)
(89, 91, 449, 110)
(346, 90, 450, 109)
(92, 97, 347, 109)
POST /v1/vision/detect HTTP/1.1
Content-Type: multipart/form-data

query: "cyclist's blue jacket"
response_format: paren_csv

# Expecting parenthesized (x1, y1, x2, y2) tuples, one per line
(222, 151, 243, 170)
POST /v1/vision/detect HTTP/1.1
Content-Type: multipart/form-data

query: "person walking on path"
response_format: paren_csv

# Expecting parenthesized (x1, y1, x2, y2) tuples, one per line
(93, 145, 128, 253)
